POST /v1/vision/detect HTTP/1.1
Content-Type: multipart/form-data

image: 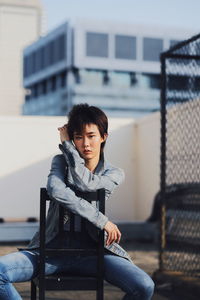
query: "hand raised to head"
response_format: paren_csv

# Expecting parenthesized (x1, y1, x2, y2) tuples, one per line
(58, 124, 70, 143)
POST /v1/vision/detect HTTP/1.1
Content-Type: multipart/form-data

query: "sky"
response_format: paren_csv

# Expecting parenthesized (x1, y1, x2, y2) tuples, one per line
(42, 0, 200, 34)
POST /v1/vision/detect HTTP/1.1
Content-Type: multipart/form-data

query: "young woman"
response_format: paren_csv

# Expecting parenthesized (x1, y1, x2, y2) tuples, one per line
(0, 104, 154, 300)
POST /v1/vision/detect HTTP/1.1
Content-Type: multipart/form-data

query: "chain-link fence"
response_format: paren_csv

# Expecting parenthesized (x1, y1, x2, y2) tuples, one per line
(160, 33, 200, 277)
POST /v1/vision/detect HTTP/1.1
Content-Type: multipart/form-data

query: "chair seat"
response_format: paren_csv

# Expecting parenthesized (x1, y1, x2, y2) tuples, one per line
(33, 274, 98, 290)
(45, 248, 97, 256)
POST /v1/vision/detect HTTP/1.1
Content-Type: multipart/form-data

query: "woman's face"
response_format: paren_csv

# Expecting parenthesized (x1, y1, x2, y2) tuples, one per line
(73, 123, 106, 162)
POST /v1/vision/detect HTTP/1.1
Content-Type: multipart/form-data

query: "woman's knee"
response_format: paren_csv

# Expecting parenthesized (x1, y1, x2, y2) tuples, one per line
(0, 251, 38, 284)
(137, 276, 155, 299)
(0, 262, 9, 285)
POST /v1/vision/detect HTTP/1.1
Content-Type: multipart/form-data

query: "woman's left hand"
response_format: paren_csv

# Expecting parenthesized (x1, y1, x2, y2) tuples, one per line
(104, 221, 121, 246)
(58, 124, 70, 143)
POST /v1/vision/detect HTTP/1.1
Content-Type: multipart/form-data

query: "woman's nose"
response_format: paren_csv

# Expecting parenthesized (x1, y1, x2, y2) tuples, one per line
(83, 137, 89, 147)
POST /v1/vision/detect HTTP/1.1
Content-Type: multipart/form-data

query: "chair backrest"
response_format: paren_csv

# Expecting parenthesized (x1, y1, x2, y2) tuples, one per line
(38, 187, 105, 289)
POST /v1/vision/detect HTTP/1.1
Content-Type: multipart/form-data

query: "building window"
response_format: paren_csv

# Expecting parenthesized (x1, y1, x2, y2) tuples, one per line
(41, 46, 45, 69)
(142, 73, 160, 89)
(103, 70, 110, 85)
(25, 88, 31, 101)
(130, 72, 137, 86)
(35, 49, 41, 72)
(23, 56, 28, 78)
(73, 68, 81, 84)
(79, 69, 103, 86)
(28, 52, 36, 75)
(86, 32, 108, 58)
(60, 71, 67, 87)
(44, 43, 50, 67)
(143, 37, 163, 62)
(57, 34, 66, 61)
(110, 71, 131, 87)
(50, 75, 57, 91)
(115, 35, 136, 60)
(42, 80, 47, 94)
(32, 84, 38, 98)
(49, 40, 55, 65)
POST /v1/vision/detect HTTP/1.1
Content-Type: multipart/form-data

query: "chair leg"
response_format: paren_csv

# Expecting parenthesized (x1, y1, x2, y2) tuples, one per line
(31, 280, 37, 300)
(39, 282, 45, 300)
(96, 284, 104, 300)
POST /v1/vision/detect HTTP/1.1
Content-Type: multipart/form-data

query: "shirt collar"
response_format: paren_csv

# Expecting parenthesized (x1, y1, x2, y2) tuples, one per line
(94, 152, 105, 174)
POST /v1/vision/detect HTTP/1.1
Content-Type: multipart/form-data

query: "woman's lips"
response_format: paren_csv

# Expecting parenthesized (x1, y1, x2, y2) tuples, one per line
(83, 150, 92, 154)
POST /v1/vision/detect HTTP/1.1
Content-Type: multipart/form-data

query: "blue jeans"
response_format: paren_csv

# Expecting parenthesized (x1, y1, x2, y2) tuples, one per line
(0, 250, 154, 300)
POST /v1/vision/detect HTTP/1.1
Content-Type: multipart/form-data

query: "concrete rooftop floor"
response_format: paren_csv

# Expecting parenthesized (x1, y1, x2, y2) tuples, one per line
(0, 241, 187, 300)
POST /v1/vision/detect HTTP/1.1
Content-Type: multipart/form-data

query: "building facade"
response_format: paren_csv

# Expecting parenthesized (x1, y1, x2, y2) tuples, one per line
(22, 19, 196, 118)
(0, 0, 42, 116)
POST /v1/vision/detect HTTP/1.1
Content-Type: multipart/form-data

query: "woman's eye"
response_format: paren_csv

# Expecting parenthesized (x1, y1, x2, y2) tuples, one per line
(89, 135, 95, 138)
(75, 136, 82, 140)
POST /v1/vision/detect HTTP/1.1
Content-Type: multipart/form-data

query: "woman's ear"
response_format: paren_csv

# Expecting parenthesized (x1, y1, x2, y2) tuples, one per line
(103, 133, 108, 142)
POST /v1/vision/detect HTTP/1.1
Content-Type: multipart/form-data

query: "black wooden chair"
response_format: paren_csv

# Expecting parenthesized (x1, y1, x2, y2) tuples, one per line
(31, 187, 105, 300)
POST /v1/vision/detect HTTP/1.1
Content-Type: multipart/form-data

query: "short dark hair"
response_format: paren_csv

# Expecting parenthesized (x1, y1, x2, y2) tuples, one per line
(67, 103, 108, 153)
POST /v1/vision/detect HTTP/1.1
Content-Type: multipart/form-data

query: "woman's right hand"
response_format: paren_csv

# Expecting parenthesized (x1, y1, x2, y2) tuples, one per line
(58, 124, 69, 143)
(104, 220, 121, 246)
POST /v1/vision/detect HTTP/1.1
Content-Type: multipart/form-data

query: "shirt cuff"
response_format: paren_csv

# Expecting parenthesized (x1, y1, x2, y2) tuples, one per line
(96, 214, 108, 230)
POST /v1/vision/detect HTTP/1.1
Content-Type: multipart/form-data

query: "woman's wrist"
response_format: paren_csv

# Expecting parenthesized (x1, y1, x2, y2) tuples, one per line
(58, 124, 70, 143)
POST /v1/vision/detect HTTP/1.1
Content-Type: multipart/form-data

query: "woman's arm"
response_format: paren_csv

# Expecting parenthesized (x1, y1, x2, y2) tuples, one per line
(59, 141, 125, 197)
(47, 154, 108, 230)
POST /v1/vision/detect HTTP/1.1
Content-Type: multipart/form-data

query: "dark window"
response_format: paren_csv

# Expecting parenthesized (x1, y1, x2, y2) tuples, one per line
(57, 34, 66, 61)
(49, 40, 55, 65)
(168, 75, 188, 90)
(25, 88, 31, 101)
(25, 94, 30, 102)
(25, 55, 30, 76)
(40, 46, 45, 69)
(86, 32, 108, 58)
(130, 72, 137, 86)
(143, 73, 161, 89)
(28, 52, 36, 75)
(60, 71, 67, 87)
(149, 74, 160, 89)
(73, 68, 81, 84)
(32, 52, 37, 74)
(50, 75, 57, 91)
(23, 56, 28, 78)
(143, 37, 163, 62)
(42, 80, 47, 94)
(103, 70, 110, 85)
(38, 82, 43, 96)
(35, 49, 41, 72)
(54, 37, 59, 63)
(115, 35, 136, 60)
(36, 47, 45, 71)
(32, 84, 38, 98)
(44, 43, 50, 67)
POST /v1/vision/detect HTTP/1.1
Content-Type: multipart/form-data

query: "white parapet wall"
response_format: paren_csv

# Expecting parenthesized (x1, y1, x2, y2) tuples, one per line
(0, 114, 160, 222)
(135, 112, 160, 221)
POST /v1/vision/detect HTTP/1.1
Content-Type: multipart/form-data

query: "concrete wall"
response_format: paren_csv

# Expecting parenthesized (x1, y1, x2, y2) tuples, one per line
(135, 112, 160, 220)
(0, 114, 160, 222)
